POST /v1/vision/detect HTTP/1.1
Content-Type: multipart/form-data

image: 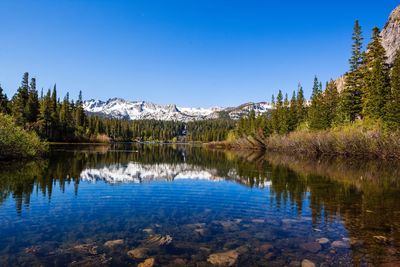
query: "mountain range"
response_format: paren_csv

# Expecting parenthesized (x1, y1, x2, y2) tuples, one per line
(84, 5, 400, 122)
(83, 98, 272, 122)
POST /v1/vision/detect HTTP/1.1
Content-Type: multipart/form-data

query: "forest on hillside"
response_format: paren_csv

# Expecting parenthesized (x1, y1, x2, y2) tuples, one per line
(231, 21, 400, 158)
(0, 76, 235, 144)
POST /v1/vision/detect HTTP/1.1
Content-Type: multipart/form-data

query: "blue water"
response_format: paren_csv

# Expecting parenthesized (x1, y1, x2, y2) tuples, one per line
(0, 144, 398, 266)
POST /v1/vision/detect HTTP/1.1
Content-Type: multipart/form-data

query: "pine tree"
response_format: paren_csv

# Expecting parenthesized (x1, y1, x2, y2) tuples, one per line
(349, 20, 364, 71)
(296, 84, 307, 123)
(338, 20, 365, 122)
(384, 49, 400, 129)
(0, 84, 10, 114)
(38, 90, 52, 138)
(308, 76, 325, 129)
(323, 80, 339, 128)
(11, 72, 30, 126)
(288, 91, 298, 131)
(26, 78, 39, 123)
(270, 94, 279, 133)
(74, 90, 85, 128)
(363, 27, 390, 119)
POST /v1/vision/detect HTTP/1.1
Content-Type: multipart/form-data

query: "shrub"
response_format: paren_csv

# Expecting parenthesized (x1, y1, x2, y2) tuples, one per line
(266, 120, 400, 159)
(0, 113, 47, 160)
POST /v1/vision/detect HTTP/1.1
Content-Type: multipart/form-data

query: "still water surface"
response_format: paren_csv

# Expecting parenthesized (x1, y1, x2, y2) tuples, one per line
(0, 144, 400, 266)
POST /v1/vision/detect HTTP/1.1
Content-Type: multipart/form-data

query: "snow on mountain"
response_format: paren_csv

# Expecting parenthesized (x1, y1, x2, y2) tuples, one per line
(80, 163, 223, 183)
(79, 162, 272, 187)
(83, 98, 271, 122)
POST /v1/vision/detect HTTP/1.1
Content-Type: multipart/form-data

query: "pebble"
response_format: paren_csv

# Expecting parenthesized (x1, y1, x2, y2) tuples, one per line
(127, 248, 148, 259)
(138, 258, 155, 267)
(301, 242, 321, 253)
(316, 237, 330, 245)
(331, 240, 350, 249)
(301, 259, 316, 267)
(207, 250, 239, 266)
(104, 239, 124, 248)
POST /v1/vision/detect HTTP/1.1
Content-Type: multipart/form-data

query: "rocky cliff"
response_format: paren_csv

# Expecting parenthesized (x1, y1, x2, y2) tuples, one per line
(381, 5, 400, 65)
(335, 5, 400, 92)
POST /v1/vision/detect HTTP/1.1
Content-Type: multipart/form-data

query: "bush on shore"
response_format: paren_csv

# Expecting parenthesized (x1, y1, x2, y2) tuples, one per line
(0, 113, 47, 160)
(266, 120, 400, 159)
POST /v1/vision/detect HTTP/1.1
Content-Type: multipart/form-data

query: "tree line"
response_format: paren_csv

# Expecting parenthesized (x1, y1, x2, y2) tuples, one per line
(0, 75, 234, 142)
(235, 21, 400, 139)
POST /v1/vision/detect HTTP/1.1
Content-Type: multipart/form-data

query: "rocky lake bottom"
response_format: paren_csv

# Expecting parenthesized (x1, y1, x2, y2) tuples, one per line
(0, 144, 399, 266)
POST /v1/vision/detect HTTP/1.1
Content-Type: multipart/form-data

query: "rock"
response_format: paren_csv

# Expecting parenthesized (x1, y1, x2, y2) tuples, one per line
(381, 261, 400, 267)
(258, 243, 274, 253)
(301, 259, 316, 267)
(282, 219, 298, 224)
(251, 219, 265, 224)
(71, 243, 98, 255)
(381, 5, 400, 64)
(236, 245, 249, 254)
(331, 240, 350, 249)
(265, 252, 275, 260)
(143, 228, 153, 234)
(171, 258, 187, 266)
(104, 239, 123, 248)
(127, 248, 148, 259)
(144, 234, 172, 246)
(207, 250, 239, 266)
(218, 221, 238, 231)
(195, 228, 205, 236)
(373, 235, 388, 243)
(289, 260, 301, 266)
(301, 242, 321, 253)
(316, 238, 330, 245)
(138, 258, 155, 267)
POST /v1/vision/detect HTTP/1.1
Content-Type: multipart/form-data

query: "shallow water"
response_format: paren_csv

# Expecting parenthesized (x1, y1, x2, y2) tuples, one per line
(0, 144, 400, 266)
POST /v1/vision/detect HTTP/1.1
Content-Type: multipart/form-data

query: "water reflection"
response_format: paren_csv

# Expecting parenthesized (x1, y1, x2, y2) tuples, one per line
(0, 144, 399, 266)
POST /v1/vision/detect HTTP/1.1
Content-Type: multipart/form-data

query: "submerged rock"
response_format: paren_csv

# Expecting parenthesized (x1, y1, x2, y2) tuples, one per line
(373, 235, 389, 243)
(207, 250, 239, 266)
(144, 234, 173, 246)
(316, 238, 330, 245)
(331, 240, 350, 249)
(258, 243, 274, 253)
(127, 248, 148, 259)
(143, 228, 154, 235)
(70, 243, 98, 255)
(301, 259, 316, 267)
(301, 242, 321, 253)
(138, 258, 155, 267)
(251, 219, 265, 224)
(104, 239, 124, 248)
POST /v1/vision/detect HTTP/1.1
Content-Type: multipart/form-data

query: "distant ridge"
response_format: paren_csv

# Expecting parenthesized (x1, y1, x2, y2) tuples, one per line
(83, 98, 271, 122)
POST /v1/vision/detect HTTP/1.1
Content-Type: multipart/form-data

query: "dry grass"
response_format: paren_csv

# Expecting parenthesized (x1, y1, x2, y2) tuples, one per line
(266, 121, 400, 159)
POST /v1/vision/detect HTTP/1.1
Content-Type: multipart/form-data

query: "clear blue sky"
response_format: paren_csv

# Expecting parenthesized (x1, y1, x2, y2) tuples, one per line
(0, 0, 398, 107)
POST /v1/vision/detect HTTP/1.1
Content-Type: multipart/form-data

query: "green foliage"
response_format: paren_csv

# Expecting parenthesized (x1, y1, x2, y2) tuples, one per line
(384, 49, 400, 129)
(0, 113, 47, 159)
(0, 84, 10, 114)
(337, 21, 365, 123)
(363, 27, 390, 119)
(308, 76, 326, 129)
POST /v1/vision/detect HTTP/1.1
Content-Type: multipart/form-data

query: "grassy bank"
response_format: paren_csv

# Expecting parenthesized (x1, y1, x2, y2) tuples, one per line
(0, 114, 47, 160)
(208, 121, 400, 159)
(266, 121, 400, 159)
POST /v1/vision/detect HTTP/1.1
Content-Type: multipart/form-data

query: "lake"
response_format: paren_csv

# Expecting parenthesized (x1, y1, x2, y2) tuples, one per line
(0, 144, 400, 266)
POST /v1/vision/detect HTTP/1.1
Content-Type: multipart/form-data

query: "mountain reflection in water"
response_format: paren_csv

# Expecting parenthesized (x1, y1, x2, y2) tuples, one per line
(0, 144, 399, 266)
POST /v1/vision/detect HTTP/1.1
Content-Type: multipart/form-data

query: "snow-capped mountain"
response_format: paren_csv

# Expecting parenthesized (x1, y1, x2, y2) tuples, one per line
(79, 162, 272, 188)
(83, 98, 271, 122)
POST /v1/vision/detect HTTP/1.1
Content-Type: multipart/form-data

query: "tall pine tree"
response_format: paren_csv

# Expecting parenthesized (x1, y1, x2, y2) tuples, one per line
(363, 27, 390, 119)
(338, 20, 364, 122)
(11, 72, 30, 126)
(384, 49, 400, 129)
